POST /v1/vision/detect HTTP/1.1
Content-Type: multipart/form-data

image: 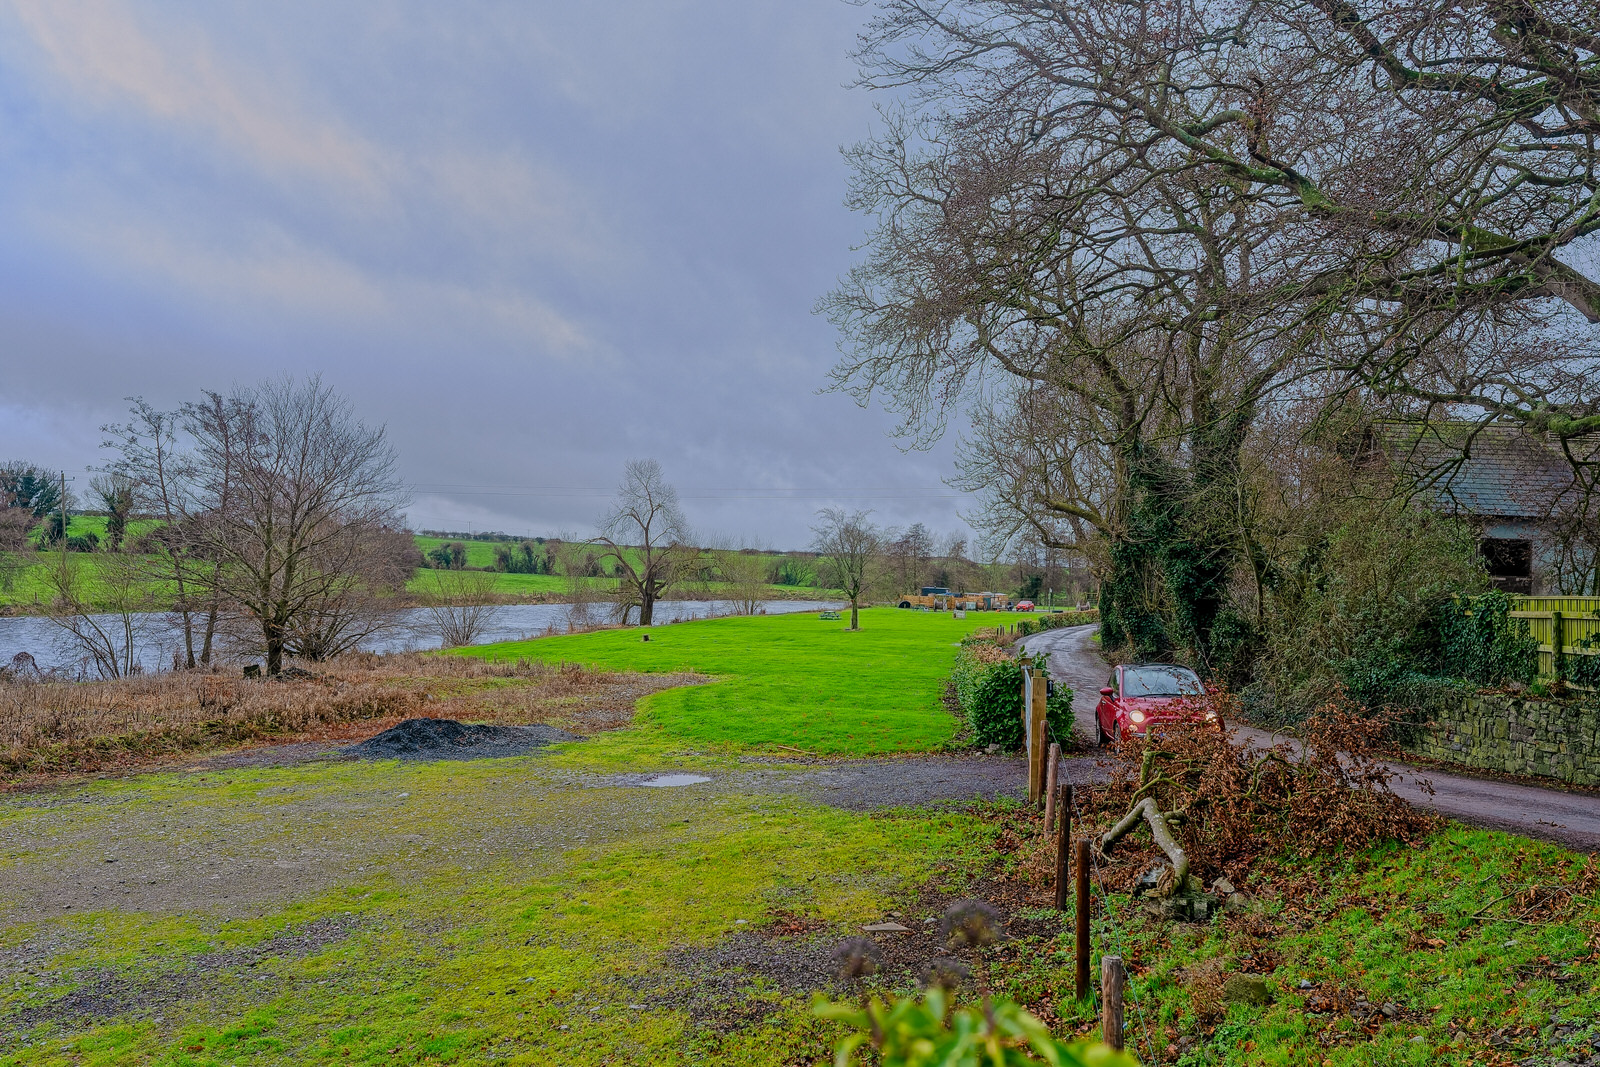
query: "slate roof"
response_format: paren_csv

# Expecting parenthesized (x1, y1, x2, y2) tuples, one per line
(1386, 423, 1585, 520)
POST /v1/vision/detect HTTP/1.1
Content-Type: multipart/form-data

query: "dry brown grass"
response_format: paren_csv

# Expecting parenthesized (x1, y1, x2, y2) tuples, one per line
(0, 652, 704, 785)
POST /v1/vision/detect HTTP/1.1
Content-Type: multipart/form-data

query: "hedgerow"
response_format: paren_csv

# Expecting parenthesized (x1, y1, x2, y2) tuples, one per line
(949, 639, 1073, 750)
(951, 642, 1026, 748)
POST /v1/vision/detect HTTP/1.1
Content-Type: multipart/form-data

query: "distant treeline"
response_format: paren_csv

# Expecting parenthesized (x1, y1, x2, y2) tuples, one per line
(418, 529, 549, 544)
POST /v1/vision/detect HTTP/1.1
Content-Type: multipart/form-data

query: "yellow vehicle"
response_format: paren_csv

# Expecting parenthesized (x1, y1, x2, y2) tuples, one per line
(896, 588, 1014, 611)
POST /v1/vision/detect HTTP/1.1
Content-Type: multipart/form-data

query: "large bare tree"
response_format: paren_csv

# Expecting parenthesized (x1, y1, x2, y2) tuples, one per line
(596, 460, 695, 626)
(189, 377, 406, 674)
(104, 378, 410, 675)
(832, 0, 1600, 657)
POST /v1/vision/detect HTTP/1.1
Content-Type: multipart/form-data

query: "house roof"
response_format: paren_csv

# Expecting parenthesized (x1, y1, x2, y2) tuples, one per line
(1386, 423, 1586, 520)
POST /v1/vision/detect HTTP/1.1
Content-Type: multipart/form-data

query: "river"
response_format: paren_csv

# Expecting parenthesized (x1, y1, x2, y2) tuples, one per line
(0, 599, 843, 676)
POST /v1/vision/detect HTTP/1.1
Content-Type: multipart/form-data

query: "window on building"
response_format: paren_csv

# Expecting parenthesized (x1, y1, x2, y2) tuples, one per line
(1480, 538, 1533, 594)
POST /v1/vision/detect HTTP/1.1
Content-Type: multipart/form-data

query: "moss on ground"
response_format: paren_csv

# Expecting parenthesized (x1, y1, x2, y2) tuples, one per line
(0, 733, 996, 1065)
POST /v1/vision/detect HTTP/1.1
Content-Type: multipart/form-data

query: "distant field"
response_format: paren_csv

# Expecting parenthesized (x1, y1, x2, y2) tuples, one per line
(455, 607, 1004, 755)
(2, 528, 829, 611)
(0, 553, 178, 610)
(55, 515, 165, 543)
(405, 569, 570, 596)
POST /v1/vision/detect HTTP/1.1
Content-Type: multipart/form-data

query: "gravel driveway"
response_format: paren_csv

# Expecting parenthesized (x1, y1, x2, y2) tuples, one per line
(1022, 624, 1600, 851)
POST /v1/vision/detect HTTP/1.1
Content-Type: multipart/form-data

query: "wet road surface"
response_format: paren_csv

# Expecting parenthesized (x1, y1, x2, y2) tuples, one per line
(1021, 624, 1600, 851)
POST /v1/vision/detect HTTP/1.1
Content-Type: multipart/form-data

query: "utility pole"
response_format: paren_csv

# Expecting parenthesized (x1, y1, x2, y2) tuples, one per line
(59, 470, 69, 563)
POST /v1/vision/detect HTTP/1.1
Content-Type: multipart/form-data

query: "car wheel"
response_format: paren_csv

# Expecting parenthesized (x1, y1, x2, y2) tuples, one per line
(1096, 718, 1109, 746)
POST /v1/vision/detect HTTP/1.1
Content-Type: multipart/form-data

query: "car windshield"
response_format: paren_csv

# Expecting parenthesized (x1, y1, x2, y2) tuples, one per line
(1121, 665, 1203, 698)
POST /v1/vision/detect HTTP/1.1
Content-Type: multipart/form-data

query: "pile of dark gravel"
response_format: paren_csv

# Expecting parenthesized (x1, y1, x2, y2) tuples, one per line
(344, 718, 581, 761)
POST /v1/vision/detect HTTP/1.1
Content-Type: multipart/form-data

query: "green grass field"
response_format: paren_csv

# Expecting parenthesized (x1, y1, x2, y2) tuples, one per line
(456, 608, 1004, 755)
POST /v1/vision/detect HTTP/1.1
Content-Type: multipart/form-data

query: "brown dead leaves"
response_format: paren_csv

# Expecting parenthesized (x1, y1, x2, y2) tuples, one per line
(1092, 689, 1440, 884)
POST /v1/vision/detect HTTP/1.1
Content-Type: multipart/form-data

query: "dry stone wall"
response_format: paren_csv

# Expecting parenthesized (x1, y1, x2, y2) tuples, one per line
(1402, 692, 1600, 785)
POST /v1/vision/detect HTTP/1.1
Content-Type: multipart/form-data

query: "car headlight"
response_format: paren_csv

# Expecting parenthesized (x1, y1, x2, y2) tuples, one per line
(1129, 710, 1146, 724)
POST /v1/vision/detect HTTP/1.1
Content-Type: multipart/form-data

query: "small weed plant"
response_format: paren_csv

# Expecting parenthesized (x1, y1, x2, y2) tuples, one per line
(816, 988, 1136, 1067)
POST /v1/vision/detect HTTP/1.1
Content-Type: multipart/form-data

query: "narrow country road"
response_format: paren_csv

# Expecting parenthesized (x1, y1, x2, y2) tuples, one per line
(1021, 624, 1600, 852)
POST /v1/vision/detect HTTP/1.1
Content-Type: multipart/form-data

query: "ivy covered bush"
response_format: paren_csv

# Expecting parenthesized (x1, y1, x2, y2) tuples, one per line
(1569, 633, 1600, 690)
(951, 641, 1026, 749)
(1436, 591, 1539, 687)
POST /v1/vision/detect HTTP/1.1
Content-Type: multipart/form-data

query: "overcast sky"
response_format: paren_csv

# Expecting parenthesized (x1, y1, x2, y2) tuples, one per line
(0, 1, 975, 551)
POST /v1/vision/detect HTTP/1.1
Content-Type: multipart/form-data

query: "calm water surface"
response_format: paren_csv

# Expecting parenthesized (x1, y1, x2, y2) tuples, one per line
(0, 599, 841, 675)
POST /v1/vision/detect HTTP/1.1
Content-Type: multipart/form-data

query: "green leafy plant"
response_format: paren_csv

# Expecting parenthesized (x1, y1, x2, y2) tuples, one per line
(1436, 592, 1539, 687)
(951, 643, 1026, 748)
(815, 989, 1137, 1067)
(1569, 630, 1600, 690)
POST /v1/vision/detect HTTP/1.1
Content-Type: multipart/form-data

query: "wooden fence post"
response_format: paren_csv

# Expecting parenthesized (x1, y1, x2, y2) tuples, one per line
(1022, 668, 1038, 801)
(1030, 674, 1049, 804)
(1075, 838, 1091, 1001)
(1553, 610, 1567, 684)
(1101, 955, 1125, 1050)
(1042, 743, 1061, 832)
(1054, 784, 1072, 911)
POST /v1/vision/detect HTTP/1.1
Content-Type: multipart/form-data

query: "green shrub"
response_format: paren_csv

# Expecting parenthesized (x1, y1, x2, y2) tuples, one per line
(815, 989, 1135, 1066)
(951, 642, 1026, 749)
(1046, 680, 1075, 726)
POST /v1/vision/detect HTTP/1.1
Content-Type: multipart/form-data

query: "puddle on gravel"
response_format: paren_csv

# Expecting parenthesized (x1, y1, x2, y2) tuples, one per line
(637, 774, 711, 788)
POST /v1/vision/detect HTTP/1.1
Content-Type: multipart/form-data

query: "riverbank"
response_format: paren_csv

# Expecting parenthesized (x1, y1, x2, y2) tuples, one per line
(0, 599, 842, 676)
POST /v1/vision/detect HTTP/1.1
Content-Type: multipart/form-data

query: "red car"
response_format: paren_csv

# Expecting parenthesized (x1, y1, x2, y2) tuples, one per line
(1095, 663, 1209, 744)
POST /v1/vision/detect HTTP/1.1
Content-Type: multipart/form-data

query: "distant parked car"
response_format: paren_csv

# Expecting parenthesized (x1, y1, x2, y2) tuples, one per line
(1095, 663, 1210, 744)
(1015, 600, 1035, 611)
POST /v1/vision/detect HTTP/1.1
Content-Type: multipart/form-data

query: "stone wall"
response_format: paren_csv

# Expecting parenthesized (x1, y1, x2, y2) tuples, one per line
(1401, 692, 1600, 785)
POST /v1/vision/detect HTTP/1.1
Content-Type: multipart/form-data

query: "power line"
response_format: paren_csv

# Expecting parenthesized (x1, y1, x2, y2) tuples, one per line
(407, 483, 967, 500)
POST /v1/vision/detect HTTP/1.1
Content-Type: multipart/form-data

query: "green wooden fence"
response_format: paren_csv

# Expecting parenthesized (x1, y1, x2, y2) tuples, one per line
(1510, 596, 1600, 684)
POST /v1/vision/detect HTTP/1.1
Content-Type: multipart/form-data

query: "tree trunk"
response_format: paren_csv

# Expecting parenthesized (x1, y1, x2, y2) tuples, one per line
(639, 590, 654, 627)
(849, 598, 860, 631)
(264, 621, 284, 676)
(201, 603, 217, 666)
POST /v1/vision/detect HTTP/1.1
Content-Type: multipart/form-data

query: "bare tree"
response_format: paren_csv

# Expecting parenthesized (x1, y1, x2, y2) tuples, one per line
(89, 473, 136, 552)
(829, 0, 1600, 657)
(710, 539, 770, 615)
(103, 400, 212, 666)
(811, 508, 882, 631)
(41, 550, 154, 679)
(0, 507, 29, 593)
(596, 460, 695, 626)
(420, 567, 502, 648)
(187, 377, 406, 675)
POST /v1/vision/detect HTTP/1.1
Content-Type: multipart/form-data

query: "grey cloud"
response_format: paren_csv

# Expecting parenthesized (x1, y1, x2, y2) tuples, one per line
(0, 1, 977, 550)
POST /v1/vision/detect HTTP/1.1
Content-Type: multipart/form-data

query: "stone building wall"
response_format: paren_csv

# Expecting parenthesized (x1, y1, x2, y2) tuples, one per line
(1401, 692, 1600, 785)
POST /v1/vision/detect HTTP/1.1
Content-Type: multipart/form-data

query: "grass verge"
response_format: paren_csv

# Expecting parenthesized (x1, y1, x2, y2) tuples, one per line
(971, 804, 1600, 1065)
